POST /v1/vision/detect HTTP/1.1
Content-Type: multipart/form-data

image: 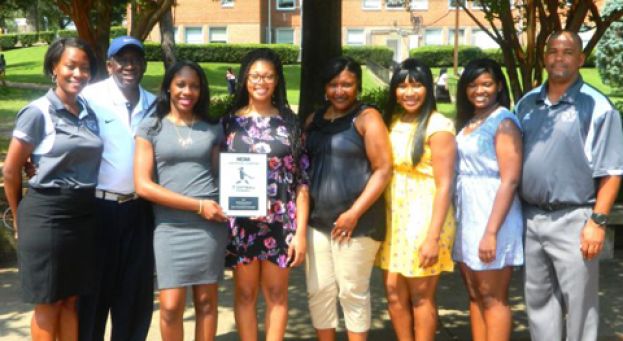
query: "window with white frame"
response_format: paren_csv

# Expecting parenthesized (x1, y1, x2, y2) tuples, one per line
(471, 29, 498, 49)
(276, 0, 295, 10)
(275, 28, 294, 44)
(209, 27, 227, 43)
(448, 28, 465, 44)
(174, 26, 180, 43)
(221, 0, 234, 7)
(448, 0, 465, 9)
(471, 0, 483, 9)
(185, 27, 203, 44)
(424, 28, 443, 46)
(362, 0, 381, 9)
(386, 0, 404, 10)
(410, 0, 428, 10)
(346, 29, 365, 46)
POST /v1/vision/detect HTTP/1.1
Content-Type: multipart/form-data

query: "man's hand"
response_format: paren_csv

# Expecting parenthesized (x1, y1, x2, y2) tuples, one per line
(580, 219, 605, 260)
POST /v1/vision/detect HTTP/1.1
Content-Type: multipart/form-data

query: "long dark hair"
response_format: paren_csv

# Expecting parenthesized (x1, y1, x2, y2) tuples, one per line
(386, 57, 437, 166)
(149, 60, 215, 133)
(455, 58, 510, 131)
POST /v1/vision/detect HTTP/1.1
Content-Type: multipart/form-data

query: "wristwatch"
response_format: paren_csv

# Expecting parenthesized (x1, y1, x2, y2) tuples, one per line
(590, 212, 609, 226)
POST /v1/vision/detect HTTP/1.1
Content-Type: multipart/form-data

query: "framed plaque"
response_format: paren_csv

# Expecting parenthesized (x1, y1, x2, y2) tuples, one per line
(219, 153, 267, 217)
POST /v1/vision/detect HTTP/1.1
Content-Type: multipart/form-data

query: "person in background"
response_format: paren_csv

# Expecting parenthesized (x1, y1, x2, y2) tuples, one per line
(435, 67, 450, 103)
(78, 36, 156, 341)
(375, 58, 456, 341)
(135, 60, 229, 341)
(0, 53, 6, 86)
(453, 58, 523, 341)
(304, 56, 391, 341)
(3, 37, 101, 341)
(226, 67, 237, 95)
(222, 48, 309, 341)
(515, 30, 623, 341)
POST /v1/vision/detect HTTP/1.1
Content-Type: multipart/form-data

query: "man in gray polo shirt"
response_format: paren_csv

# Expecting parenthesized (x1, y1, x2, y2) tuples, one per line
(78, 36, 156, 341)
(514, 30, 623, 341)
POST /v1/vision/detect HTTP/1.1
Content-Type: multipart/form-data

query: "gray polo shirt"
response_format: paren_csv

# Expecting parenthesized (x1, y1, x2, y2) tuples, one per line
(12, 89, 103, 189)
(514, 76, 623, 206)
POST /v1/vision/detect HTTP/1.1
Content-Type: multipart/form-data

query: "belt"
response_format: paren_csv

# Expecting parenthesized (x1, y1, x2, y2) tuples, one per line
(95, 189, 139, 203)
(532, 202, 590, 212)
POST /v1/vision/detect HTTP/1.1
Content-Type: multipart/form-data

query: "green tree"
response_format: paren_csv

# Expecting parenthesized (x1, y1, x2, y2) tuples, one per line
(596, 0, 623, 91)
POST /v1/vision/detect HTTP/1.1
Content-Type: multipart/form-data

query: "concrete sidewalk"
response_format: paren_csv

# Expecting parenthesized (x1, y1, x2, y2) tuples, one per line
(1, 251, 623, 340)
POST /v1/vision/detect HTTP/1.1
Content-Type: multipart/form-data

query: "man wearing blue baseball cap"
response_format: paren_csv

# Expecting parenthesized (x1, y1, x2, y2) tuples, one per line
(79, 35, 156, 341)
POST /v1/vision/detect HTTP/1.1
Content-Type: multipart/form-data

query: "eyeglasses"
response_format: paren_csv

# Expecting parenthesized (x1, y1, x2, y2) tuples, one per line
(247, 73, 276, 84)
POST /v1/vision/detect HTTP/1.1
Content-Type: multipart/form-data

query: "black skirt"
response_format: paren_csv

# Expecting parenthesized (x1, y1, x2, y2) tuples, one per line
(17, 187, 97, 303)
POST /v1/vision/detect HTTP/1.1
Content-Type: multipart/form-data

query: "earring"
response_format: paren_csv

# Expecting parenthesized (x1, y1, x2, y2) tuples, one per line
(324, 94, 328, 101)
(51, 74, 57, 83)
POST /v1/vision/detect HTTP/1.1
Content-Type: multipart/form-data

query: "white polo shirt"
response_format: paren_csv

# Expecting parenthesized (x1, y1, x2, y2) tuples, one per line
(81, 77, 156, 194)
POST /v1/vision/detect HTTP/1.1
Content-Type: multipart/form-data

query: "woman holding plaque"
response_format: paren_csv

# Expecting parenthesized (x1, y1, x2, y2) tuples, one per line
(134, 60, 229, 340)
(222, 48, 309, 340)
(304, 56, 392, 341)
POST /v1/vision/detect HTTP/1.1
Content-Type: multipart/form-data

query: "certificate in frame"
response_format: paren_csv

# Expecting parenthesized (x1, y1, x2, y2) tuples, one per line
(219, 153, 267, 217)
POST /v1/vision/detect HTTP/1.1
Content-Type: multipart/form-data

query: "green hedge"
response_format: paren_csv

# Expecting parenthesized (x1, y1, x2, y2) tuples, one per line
(584, 50, 596, 67)
(343, 46, 394, 68)
(410, 45, 486, 67)
(57, 29, 78, 38)
(144, 43, 300, 64)
(482, 48, 504, 64)
(17, 32, 38, 47)
(110, 26, 127, 39)
(0, 34, 18, 50)
(39, 31, 56, 44)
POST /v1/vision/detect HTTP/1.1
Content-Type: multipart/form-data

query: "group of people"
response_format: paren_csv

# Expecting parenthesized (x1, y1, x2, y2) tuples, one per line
(3, 30, 623, 341)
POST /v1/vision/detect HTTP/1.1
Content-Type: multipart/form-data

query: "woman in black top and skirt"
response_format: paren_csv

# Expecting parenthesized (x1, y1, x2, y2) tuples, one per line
(2, 38, 101, 341)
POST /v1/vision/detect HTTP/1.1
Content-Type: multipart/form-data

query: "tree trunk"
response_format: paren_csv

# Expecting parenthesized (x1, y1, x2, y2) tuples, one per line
(158, 7, 176, 70)
(298, 1, 341, 121)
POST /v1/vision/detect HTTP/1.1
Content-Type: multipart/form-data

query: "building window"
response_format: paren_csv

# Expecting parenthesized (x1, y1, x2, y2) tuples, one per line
(386, 0, 403, 10)
(276, 0, 295, 10)
(275, 28, 294, 44)
(185, 27, 203, 44)
(471, 29, 498, 49)
(448, 28, 465, 44)
(362, 0, 381, 10)
(449, 0, 465, 9)
(471, 0, 483, 9)
(410, 0, 428, 10)
(221, 0, 234, 7)
(424, 28, 443, 46)
(346, 29, 365, 46)
(209, 27, 227, 43)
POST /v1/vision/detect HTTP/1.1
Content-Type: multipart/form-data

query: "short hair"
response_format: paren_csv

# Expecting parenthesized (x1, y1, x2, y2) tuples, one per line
(455, 58, 511, 131)
(321, 56, 363, 92)
(43, 38, 97, 79)
(546, 30, 584, 51)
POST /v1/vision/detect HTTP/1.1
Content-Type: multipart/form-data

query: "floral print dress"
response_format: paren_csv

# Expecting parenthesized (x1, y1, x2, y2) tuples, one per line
(223, 114, 309, 268)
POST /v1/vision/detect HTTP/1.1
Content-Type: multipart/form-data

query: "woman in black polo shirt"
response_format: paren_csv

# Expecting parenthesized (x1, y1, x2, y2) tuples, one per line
(3, 38, 101, 341)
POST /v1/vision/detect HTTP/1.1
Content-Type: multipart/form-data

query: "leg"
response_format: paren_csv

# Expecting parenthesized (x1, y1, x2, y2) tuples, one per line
(305, 228, 339, 341)
(382, 271, 414, 341)
(523, 209, 564, 341)
(31, 302, 62, 341)
(458, 263, 486, 341)
(464, 264, 513, 341)
(260, 260, 290, 341)
(158, 288, 187, 341)
(333, 237, 381, 340)
(110, 200, 154, 341)
(57, 296, 79, 341)
(405, 275, 439, 341)
(233, 260, 261, 341)
(193, 284, 219, 341)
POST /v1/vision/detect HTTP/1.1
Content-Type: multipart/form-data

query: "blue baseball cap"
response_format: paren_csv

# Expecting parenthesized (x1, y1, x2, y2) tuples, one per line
(107, 36, 144, 58)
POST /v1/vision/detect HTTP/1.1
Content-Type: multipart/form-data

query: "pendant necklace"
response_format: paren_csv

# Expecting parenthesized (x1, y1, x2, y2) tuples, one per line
(172, 117, 195, 148)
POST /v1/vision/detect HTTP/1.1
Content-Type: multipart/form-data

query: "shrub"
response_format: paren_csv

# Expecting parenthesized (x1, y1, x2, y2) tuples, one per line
(0, 34, 18, 50)
(482, 48, 504, 64)
(410, 45, 486, 67)
(18, 33, 38, 47)
(596, 0, 623, 89)
(39, 31, 56, 44)
(343, 46, 394, 67)
(144, 43, 300, 64)
(110, 26, 127, 39)
(210, 94, 235, 119)
(57, 29, 78, 38)
(584, 50, 596, 67)
(361, 86, 390, 118)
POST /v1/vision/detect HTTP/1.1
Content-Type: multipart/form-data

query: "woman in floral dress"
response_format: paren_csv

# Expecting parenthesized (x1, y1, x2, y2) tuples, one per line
(222, 48, 309, 341)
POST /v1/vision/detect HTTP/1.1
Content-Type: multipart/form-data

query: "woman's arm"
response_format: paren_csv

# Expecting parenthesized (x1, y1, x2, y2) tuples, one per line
(419, 131, 456, 268)
(332, 107, 392, 242)
(2, 138, 34, 238)
(479, 118, 523, 263)
(289, 184, 309, 267)
(133, 137, 227, 222)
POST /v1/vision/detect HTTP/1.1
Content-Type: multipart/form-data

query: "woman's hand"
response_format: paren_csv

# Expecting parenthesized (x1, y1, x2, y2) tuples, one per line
(199, 200, 228, 222)
(287, 233, 306, 267)
(478, 232, 497, 263)
(331, 209, 359, 243)
(418, 237, 440, 268)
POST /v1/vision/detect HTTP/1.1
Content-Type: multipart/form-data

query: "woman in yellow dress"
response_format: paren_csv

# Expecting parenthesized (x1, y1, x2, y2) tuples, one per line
(376, 58, 456, 341)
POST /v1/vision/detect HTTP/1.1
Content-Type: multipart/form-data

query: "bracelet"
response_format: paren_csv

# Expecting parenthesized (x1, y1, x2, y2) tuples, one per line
(197, 199, 204, 215)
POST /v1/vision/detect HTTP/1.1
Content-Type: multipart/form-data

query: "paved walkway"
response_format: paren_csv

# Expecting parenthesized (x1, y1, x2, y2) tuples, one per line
(1, 250, 623, 340)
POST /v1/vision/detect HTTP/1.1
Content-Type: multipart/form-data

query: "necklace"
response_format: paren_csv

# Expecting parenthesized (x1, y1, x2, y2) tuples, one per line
(171, 116, 195, 148)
